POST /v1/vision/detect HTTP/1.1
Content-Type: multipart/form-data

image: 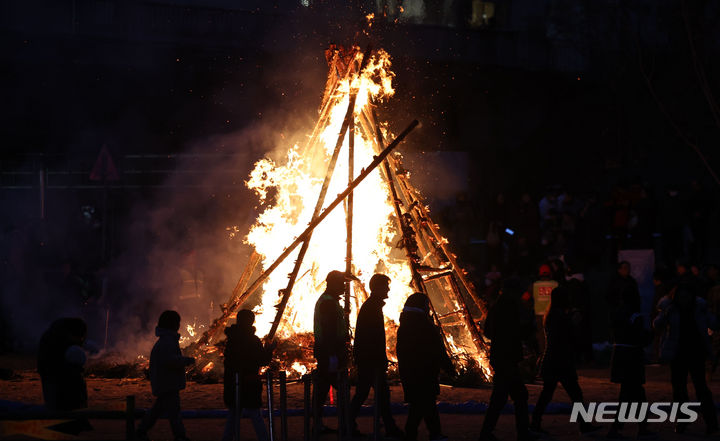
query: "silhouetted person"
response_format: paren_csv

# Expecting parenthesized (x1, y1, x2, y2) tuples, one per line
(607, 261, 639, 309)
(313, 270, 351, 434)
(37, 318, 88, 410)
(654, 283, 719, 435)
(397, 292, 453, 441)
(651, 267, 672, 361)
(37, 318, 93, 435)
(565, 263, 593, 363)
(530, 287, 598, 435)
(222, 309, 275, 441)
(137, 310, 195, 441)
(479, 279, 535, 441)
(607, 288, 653, 439)
(349, 274, 404, 438)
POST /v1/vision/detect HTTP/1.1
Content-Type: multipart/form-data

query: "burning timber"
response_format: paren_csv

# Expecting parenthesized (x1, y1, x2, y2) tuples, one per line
(185, 45, 492, 383)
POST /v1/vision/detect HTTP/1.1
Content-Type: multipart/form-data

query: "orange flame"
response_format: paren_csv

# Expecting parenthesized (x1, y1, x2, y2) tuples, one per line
(241, 48, 491, 379)
(245, 50, 410, 338)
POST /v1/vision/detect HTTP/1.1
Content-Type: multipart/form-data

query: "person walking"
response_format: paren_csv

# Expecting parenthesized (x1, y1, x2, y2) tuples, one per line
(606, 289, 653, 439)
(397, 292, 454, 441)
(530, 287, 598, 435)
(349, 274, 404, 438)
(479, 278, 536, 441)
(136, 310, 195, 441)
(313, 270, 351, 435)
(222, 309, 275, 441)
(654, 283, 719, 435)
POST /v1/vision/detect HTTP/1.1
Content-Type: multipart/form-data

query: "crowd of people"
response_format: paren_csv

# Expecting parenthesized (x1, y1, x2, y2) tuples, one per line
(36, 262, 720, 441)
(464, 180, 719, 278)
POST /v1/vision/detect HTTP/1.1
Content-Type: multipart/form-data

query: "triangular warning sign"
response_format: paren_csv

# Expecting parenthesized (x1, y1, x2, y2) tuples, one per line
(89, 146, 119, 181)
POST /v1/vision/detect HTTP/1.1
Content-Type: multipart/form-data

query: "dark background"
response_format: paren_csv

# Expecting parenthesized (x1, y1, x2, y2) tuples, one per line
(1, 0, 720, 353)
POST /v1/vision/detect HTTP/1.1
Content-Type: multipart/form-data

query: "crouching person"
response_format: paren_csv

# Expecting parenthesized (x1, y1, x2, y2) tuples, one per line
(222, 309, 276, 441)
(37, 318, 93, 435)
(397, 293, 454, 441)
(37, 318, 89, 411)
(137, 310, 195, 441)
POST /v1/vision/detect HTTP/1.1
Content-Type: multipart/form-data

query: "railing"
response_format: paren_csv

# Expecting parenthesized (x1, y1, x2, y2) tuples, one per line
(1, 395, 138, 440)
(1, 370, 390, 441)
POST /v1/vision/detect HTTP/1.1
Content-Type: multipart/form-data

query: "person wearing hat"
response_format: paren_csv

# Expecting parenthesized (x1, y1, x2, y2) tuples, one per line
(313, 270, 351, 434)
(397, 292, 454, 441)
(222, 309, 276, 441)
(349, 274, 404, 438)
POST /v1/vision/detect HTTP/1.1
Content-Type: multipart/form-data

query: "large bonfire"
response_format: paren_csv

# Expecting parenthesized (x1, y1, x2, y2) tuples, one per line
(247, 49, 407, 340)
(187, 45, 491, 382)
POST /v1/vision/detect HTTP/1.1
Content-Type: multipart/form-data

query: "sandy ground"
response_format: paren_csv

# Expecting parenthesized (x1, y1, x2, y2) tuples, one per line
(3, 355, 720, 441)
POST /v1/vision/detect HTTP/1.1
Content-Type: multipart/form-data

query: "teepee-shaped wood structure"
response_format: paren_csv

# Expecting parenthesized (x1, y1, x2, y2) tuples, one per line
(187, 45, 491, 380)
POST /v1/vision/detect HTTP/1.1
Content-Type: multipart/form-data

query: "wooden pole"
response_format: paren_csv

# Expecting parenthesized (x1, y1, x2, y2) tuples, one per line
(265, 45, 372, 344)
(393, 168, 487, 318)
(279, 371, 288, 441)
(366, 112, 456, 354)
(104, 306, 110, 349)
(366, 108, 485, 318)
(345, 111, 355, 333)
(202, 120, 417, 348)
(189, 252, 261, 353)
(370, 110, 425, 293)
(266, 371, 275, 441)
(303, 374, 312, 441)
(448, 274, 489, 355)
(265, 99, 353, 343)
(39, 168, 45, 219)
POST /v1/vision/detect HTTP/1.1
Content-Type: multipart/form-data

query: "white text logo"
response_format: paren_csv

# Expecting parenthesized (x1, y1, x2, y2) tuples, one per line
(570, 402, 700, 423)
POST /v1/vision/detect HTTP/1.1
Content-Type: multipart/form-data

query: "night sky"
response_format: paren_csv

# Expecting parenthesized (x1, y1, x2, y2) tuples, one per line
(2, 0, 720, 350)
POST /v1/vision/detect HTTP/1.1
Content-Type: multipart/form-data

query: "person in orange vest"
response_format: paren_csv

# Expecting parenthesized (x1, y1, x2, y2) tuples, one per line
(532, 264, 559, 357)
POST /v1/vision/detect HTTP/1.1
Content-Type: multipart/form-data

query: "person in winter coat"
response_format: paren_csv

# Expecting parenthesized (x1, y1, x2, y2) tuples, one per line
(313, 270, 351, 434)
(349, 274, 404, 438)
(137, 310, 195, 441)
(530, 287, 598, 435)
(607, 261, 639, 309)
(479, 278, 536, 441)
(37, 318, 89, 411)
(37, 317, 93, 435)
(222, 309, 275, 441)
(397, 292, 454, 441)
(565, 264, 593, 363)
(607, 288, 653, 439)
(653, 283, 719, 434)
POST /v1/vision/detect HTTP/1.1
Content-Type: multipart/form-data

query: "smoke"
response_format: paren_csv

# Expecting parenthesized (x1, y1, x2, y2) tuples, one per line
(0, 10, 448, 359)
(104, 118, 321, 359)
